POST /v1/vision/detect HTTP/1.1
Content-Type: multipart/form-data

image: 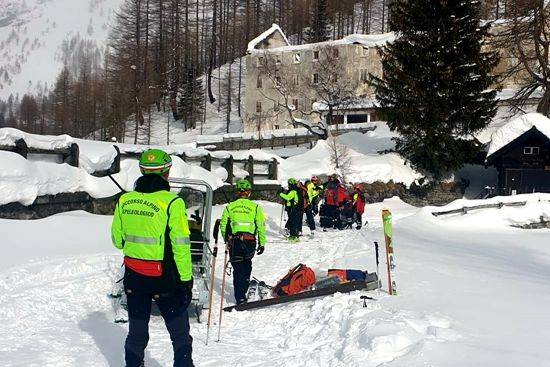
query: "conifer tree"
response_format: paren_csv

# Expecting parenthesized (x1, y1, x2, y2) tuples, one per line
(371, 0, 499, 179)
(304, 0, 332, 43)
(178, 64, 205, 130)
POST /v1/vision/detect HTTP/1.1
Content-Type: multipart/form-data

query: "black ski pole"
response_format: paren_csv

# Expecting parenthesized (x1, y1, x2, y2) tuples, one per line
(374, 241, 380, 287)
(108, 174, 127, 193)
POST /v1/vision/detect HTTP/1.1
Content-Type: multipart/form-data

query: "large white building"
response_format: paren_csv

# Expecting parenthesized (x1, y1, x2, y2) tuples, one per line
(244, 25, 395, 133)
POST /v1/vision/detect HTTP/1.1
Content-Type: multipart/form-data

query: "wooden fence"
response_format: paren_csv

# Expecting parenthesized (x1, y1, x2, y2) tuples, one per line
(432, 200, 529, 217)
(0, 138, 278, 183)
(196, 125, 377, 151)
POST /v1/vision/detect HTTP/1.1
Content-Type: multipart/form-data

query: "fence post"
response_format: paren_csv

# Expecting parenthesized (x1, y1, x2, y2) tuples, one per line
(14, 138, 28, 158)
(65, 143, 79, 167)
(247, 155, 254, 184)
(222, 155, 234, 183)
(201, 153, 212, 171)
(111, 145, 121, 174)
(268, 158, 278, 180)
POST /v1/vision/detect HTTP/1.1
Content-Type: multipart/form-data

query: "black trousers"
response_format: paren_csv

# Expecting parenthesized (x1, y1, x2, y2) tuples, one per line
(229, 237, 256, 304)
(125, 289, 193, 367)
(285, 207, 302, 237)
(304, 207, 316, 231)
(231, 259, 253, 304)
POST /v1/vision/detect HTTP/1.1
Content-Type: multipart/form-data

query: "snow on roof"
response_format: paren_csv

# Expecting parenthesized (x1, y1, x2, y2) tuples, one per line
(486, 113, 550, 158)
(312, 99, 378, 112)
(247, 24, 290, 53)
(252, 32, 395, 53)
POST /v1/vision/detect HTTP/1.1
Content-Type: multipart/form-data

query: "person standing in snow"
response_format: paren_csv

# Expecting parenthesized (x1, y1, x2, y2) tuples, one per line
(220, 179, 267, 305)
(298, 180, 316, 236)
(322, 175, 348, 230)
(307, 175, 323, 216)
(111, 149, 194, 367)
(352, 184, 368, 230)
(280, 178, 302, 242)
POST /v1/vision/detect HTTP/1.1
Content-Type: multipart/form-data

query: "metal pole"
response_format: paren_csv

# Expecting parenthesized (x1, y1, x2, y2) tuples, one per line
(205, 244, 218, 345)
(216, 243, 230, 342)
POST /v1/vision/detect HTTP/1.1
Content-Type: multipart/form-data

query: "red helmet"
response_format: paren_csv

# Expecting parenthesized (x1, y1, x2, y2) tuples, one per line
(311, 175, 320, 183)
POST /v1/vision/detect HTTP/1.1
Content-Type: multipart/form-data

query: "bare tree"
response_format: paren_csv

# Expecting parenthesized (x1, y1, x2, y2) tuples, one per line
(492, 1, 550, 116)
(328, 136, 353, 183)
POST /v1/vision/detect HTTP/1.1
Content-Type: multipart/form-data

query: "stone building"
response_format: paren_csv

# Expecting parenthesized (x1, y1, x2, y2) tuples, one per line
(244, 24, 394, 132)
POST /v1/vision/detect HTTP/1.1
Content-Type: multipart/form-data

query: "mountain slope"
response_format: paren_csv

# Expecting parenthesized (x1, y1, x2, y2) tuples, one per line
(0, 0, 124, 99)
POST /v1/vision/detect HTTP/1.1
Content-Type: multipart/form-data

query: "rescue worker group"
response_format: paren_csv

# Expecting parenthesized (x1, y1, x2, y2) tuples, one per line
(111, 149, 369, 367)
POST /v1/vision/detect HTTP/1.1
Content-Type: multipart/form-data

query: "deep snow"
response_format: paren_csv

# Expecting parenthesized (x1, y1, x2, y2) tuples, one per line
(0, 195, 549, 366)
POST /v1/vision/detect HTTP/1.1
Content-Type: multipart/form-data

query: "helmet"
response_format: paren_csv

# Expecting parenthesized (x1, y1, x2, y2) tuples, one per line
(235, 179, 252, 191)
(354, 184, 363, 191)
(288, 178, 298, 186)
(311, 175, 320, 183)
(139, 149, 172, 175)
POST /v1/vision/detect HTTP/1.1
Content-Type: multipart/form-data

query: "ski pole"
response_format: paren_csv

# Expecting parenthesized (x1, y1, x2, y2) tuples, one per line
(374, 241, 381, 289)
(205, 226, 220, 345)
(216, 242, 230, 342)
(279, 204, 285, 230)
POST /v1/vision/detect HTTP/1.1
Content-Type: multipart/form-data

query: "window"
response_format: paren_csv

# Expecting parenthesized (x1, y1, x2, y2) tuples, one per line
(524, 146, 540, 155)
(274, 101, 280, 112)
(360, 69, 369, 83)
(332, 74, 338, 83)
(276, 55, 281, 65)
(257, 57, 264, 67)
(333, 48, 339, 59)
(256, 76, 262, 89)
(292, 98, 299, 110)
(274, 125, 280, 130)
(312, 73, 319, 84)
(275, 75, 282, 85)
(293, 52, 301, 63)
(313, 50, 319, 61)
(361, 47, 369, 56)
(293, 74, 299, 86)
(256, 101, 262, 113)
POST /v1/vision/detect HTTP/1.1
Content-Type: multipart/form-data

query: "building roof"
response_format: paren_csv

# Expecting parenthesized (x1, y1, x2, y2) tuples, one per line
(247, 24, 291, 53)
(312, 98, 378, 112)
(248, 24, 395, 54)
(486, 113, 550, 160)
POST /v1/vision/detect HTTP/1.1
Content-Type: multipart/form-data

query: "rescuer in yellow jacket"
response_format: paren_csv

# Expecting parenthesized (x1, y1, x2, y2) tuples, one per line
(111, 149, 194, 367)
(220, 179, 266, 304)
(279, 178, 301, 242)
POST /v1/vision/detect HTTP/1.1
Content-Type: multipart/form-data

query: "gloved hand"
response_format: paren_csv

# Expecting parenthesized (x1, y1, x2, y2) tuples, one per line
(256, 245, 264, 255)
(180, 278, 194, 301)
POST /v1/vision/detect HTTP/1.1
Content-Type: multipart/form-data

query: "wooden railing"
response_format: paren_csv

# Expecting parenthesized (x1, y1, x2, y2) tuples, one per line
(432, 200, 529, 217)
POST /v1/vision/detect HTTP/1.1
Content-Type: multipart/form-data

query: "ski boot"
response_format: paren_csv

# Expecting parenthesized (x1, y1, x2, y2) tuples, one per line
(246, 279, 259, 302)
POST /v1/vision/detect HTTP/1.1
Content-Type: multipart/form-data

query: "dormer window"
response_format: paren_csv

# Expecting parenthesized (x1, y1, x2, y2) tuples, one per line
(523, 146, 540, 155)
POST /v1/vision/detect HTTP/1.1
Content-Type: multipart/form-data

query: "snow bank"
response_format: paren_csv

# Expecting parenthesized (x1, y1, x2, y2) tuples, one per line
(280, 139, 422, 186)
(426, 193, 550, 228)
(0, 150, 224, 206)
(487, 113, 550, 158)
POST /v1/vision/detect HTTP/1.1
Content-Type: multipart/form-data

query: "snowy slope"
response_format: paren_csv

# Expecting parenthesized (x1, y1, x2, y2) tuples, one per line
(0, 196, 549, 366)
(0, 0, 124, 99)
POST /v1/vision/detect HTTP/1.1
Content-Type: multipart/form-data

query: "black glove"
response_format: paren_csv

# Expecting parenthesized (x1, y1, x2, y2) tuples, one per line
(180, 278, 194, 301)
(256, 245, 264, 255)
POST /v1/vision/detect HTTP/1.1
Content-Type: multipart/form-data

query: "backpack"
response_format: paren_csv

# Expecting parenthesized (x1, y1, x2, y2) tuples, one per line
(297, 183, 309, 209)
(271, 264, 316, 297)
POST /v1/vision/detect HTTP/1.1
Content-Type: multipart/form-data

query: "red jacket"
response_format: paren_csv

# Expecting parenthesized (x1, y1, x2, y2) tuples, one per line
(353, 191, 366, 214)
(325, 184, 348, 206)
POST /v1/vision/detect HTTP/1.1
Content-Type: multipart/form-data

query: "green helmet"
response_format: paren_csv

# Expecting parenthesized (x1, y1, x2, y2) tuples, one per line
(288, 178, 297, 185)
(139, 149, 172, 175)
(235, 179, 252, 191)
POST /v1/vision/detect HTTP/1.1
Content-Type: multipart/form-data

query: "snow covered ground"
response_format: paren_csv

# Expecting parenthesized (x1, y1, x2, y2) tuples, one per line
(1, 195, 549, 366)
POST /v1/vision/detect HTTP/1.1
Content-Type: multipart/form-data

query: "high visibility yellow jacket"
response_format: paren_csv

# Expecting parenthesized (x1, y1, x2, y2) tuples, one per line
(111, 190, 192, 282)
(280, 189, 298, 207)
(307, 182, 322, 202)
(220, 198, 267, 247)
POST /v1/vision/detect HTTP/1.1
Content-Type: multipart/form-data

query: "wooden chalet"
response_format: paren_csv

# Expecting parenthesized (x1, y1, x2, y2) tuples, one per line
(486, 123, 550, 194)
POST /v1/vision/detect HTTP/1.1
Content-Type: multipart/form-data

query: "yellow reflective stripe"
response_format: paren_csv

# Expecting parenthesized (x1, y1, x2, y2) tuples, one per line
(173, 237, 191, 246)
(125, 235, 158, 245)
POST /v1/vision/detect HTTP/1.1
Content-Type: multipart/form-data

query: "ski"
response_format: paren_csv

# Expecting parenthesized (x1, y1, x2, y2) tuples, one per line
(382, 209, 397, 295)
(224, 277, 379, 312)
